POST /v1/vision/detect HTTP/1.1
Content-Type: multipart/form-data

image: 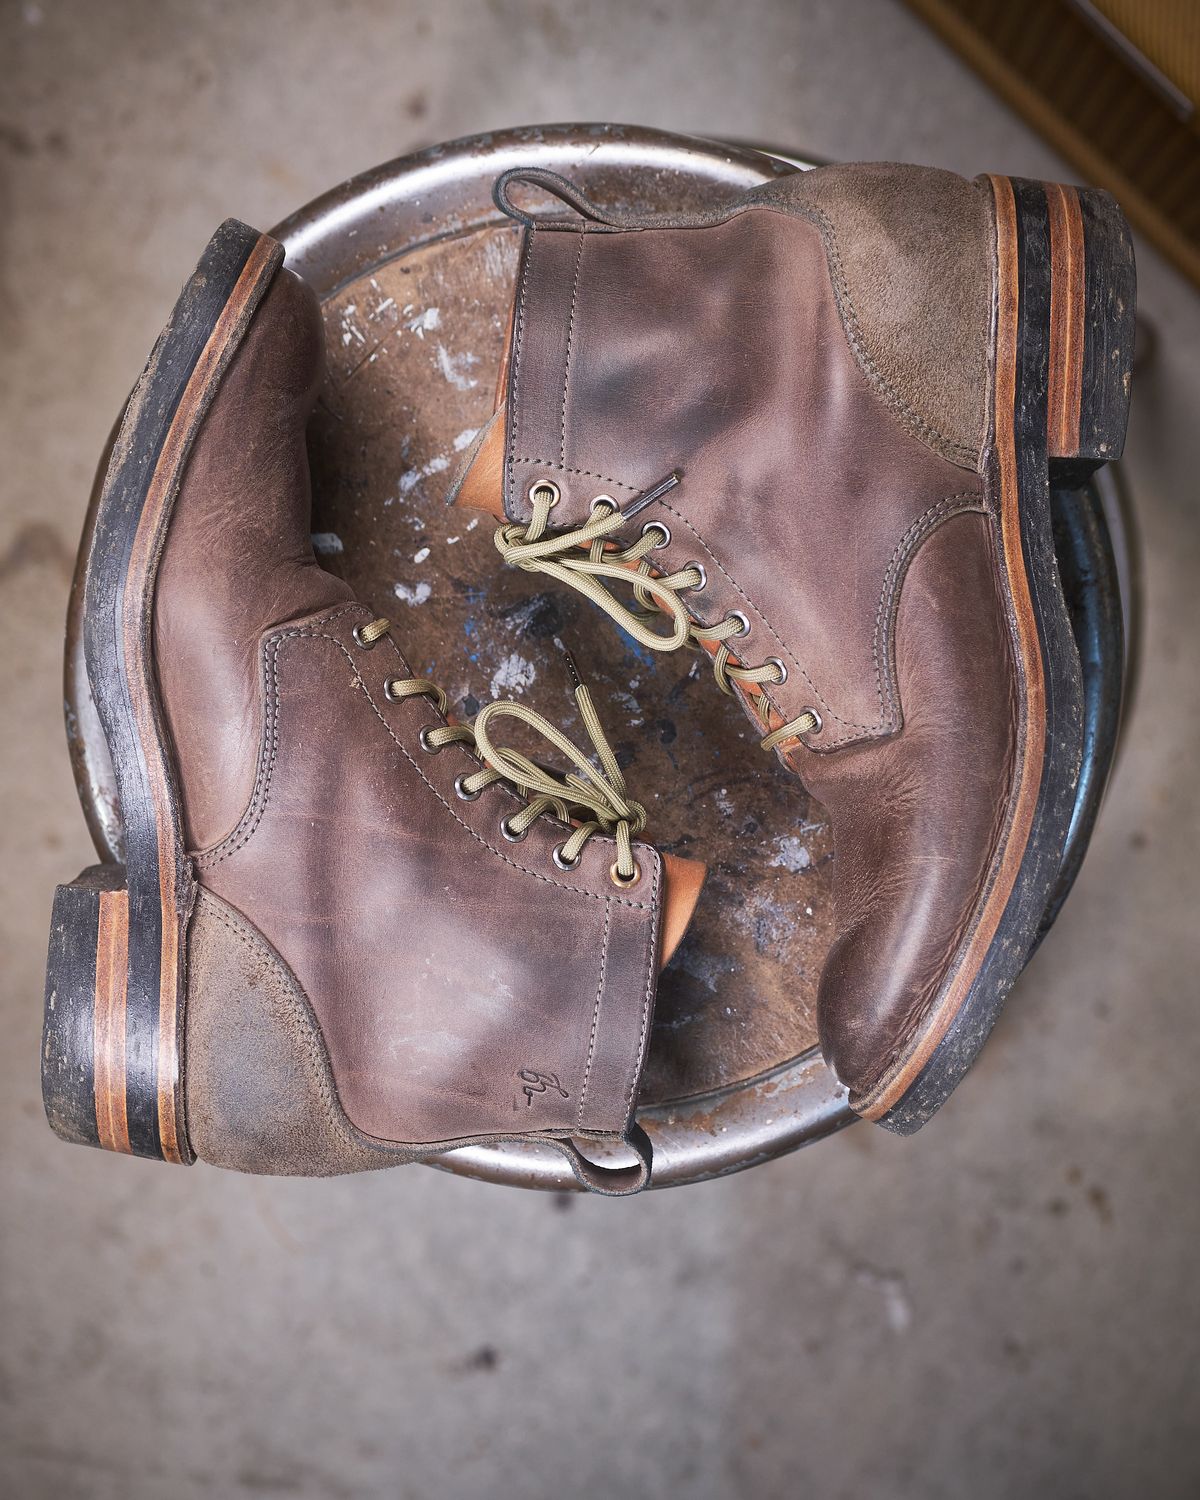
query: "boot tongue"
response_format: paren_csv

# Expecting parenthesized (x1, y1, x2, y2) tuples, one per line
(659, 851, 705, 967)
(445, 402, 507, 518)
(445, 275, 516, 519)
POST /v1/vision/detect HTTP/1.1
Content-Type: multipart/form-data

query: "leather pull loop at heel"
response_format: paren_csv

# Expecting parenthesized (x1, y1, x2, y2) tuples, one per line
(545, 1122, 654, 1196)
(494, 167, 631, 230)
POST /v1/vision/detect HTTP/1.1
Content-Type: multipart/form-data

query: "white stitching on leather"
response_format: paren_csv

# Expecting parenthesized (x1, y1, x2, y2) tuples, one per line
(561, 233, 586, 468)
(576, 898, 611, 1127)
(871, 492, 988, 728)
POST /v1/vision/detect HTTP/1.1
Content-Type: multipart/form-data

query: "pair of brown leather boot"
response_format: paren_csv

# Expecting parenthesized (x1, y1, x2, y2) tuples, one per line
(42, 162, 1133, 1193)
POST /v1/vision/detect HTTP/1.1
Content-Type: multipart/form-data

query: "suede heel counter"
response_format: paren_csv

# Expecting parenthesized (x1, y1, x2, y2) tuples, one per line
(753, 163, 992, 470)
(183, 889, 398, 1177)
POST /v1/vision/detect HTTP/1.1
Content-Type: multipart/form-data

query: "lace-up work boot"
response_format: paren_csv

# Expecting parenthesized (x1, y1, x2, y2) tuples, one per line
(452, 164, 1135, 1132)
(42, 222, 703, 1194)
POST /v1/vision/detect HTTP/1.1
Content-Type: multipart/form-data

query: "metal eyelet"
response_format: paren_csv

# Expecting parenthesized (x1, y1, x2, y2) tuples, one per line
(803, 708, 823, 735)
(500, 816, 528, 843)
(528, 479, 560, 509)
(552, 843, 581, 871)
(418, 727, 440, 753)
(610, 861, 642, 889)
(353, 625, 378, 649)
(590, 494, 618, 515)
(384, 677, 403, 702)
(764, 658, 787, 685)
(454, 773, 482, 800)
(685, 562, 707, 592)
(641, 520, 671, 548)
(727, 610, 751, 637)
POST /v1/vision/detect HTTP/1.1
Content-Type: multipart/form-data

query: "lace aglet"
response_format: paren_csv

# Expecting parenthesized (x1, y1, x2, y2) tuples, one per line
(556, 638, 585, 696)
(622, 469, 682, 521)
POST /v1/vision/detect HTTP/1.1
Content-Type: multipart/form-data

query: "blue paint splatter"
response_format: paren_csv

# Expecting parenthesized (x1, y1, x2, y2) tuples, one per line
(613, 624, 655, 670)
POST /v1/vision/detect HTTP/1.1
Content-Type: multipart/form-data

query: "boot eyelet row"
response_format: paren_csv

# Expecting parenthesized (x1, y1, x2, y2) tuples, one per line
(609, 862, 642, 889)
(454, 773, 481, 800)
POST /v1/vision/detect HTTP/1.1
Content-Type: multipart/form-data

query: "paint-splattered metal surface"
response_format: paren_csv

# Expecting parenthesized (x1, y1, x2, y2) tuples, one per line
(306, 220, 836, 1109)
(64, 126, 1133, 1189)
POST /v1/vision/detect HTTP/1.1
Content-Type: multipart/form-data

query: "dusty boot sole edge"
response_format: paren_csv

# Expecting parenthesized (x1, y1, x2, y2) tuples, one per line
(856, 176, 1134, 1133)
(42, 222, 284, 1162)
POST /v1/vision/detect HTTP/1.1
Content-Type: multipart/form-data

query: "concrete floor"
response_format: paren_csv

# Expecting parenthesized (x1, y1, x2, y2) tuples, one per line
(2, 2, 1198, 1496)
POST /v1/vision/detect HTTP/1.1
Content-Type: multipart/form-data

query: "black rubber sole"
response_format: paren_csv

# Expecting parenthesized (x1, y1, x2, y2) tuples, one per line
(41, 221, 283, 1162)
(867, 176, 1135, 1134)
(1037, 480, 1126, 944)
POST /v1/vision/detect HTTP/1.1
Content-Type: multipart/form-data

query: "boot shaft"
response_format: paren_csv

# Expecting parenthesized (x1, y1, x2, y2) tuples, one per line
(492, 162, 994, 754)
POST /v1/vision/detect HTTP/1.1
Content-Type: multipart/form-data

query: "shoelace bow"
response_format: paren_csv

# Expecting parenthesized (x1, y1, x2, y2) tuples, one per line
(357, 617, 646, 884)
(494, 481, 820, 751)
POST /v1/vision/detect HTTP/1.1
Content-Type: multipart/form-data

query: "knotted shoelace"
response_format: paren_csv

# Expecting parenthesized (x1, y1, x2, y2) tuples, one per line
(356, 617, 646, 885)
(493, 480, 820, 752)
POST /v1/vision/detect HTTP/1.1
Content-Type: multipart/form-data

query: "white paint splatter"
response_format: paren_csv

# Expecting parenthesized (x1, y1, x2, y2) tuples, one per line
(482, 231, 516, 283)
(446, 535, 460, 545)
(490, 652, 536, 697)
(413, 546, 430, 564)
(310, 532, 344, 555)
(714, 787, 734, 817)
(394, 581, 432, 607)
(436, 345, 479, 390)
(397, 453, 451, 496)
(453, 427, 480, 452)
(339, 302, 366, 347)
(466, 517, 479, 532)
(613, 690, 642, 727)
(405, 306, 441, 338)
(769, 836, 812, 872)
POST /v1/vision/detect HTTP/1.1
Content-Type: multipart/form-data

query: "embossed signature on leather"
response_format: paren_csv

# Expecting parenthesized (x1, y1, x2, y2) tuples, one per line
(518, 1068, 571, 1108)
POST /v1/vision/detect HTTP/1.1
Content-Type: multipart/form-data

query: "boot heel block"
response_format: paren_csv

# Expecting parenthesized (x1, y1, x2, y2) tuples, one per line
(1007, 177, 1135, 481)
(42, 865, 194, 1164)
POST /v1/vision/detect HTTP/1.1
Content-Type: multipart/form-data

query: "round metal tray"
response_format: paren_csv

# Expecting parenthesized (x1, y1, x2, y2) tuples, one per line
(64, 125, 1134, 1189)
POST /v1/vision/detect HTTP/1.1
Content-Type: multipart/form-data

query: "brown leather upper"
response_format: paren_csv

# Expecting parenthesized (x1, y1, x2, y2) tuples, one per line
(488, 164, 1021, 1103)
(155, 268, 664, 1181)
(156, 265, 350, 852)
(503, 202, 989, 752)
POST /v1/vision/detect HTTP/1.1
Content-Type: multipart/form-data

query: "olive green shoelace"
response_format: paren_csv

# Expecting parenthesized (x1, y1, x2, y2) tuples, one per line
(358, 617, 646, 885)
(494, 482, 820, 751)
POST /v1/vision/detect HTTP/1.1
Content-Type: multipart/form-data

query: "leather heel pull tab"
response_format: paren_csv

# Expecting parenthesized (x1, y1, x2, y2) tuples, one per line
(493, 167, 630, 230)
(547, 1123, 654, 1196)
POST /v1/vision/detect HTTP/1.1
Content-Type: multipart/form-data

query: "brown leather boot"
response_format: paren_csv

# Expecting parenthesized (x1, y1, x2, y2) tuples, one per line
(452, 164, 1135, 1132)
(41, 221, 703, 1194)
